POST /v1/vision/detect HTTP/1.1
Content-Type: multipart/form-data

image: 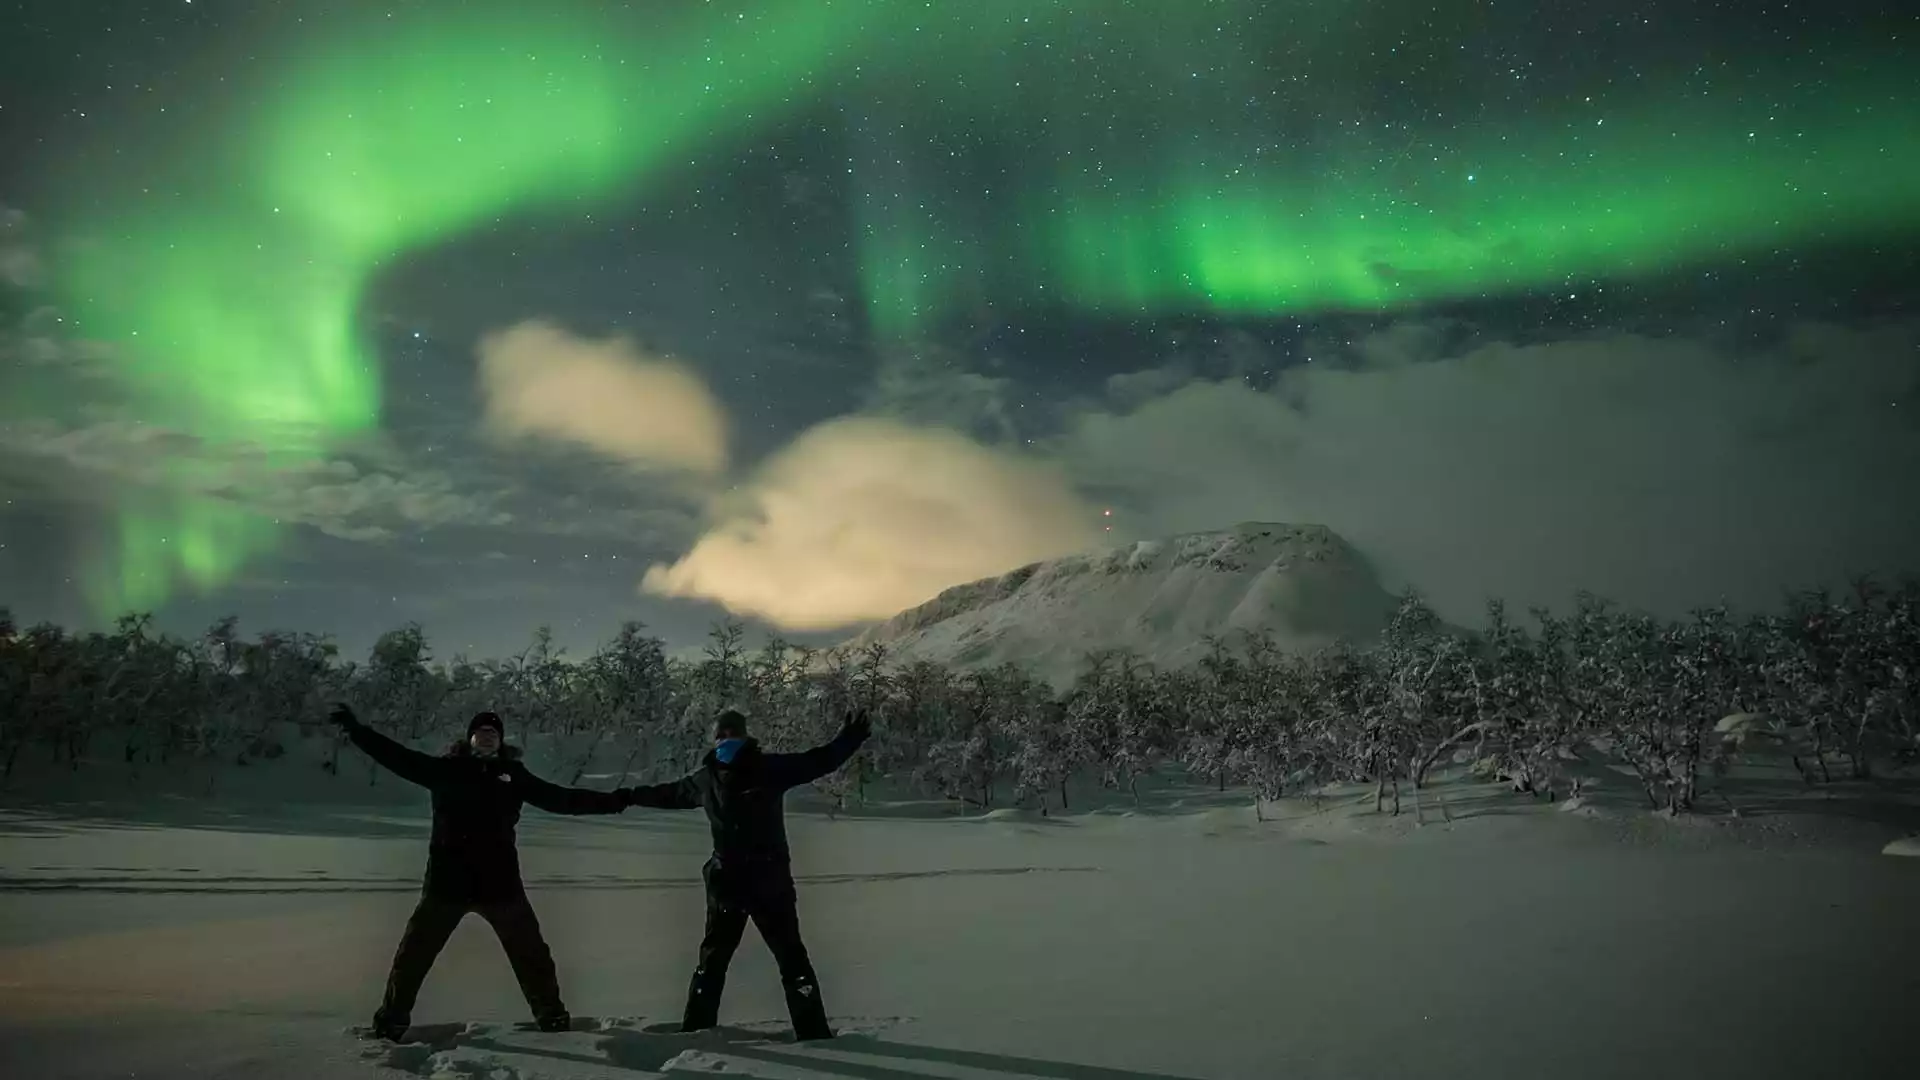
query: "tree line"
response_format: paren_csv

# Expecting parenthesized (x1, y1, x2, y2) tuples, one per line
(2, 577, 1915, 815)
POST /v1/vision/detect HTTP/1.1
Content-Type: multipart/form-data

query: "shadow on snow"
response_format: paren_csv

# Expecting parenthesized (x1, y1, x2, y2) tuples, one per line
(377, 1015, 1210, 1080)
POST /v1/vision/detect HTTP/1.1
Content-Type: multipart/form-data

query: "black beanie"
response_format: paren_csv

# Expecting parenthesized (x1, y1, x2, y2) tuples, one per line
(712, 709, 749, 740)
(468, 712, 504, 739)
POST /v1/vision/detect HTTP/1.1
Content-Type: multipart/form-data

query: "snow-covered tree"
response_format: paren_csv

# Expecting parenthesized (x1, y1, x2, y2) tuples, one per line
(7, 568, 1918, 818)
(1063, 649, 1173, 806)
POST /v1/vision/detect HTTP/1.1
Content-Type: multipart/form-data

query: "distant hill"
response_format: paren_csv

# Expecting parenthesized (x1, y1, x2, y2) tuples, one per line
(845, 522, 1402, 686)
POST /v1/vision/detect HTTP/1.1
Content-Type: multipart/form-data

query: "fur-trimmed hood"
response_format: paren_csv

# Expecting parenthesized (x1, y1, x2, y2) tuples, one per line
(444, 740, 523, 760)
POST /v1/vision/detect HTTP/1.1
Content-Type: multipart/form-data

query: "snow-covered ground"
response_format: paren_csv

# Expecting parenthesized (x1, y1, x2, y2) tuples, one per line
(3, 752, 1918, 1080)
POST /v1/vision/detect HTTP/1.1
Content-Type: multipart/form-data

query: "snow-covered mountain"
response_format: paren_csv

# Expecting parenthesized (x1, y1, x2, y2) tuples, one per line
(846, 522, 1402, 686)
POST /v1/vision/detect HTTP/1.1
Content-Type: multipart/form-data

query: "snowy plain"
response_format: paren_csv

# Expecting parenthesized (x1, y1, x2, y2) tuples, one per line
(2, 735, 1918, 1080)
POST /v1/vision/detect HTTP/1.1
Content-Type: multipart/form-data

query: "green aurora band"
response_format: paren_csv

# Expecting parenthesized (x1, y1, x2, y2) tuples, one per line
(38, 0, 1920, 616)
(53, 0, 1068, 615)
(85, 502, 280, 620)
(856, 69, 1920, 332)
(1048, 86, 1920, 317)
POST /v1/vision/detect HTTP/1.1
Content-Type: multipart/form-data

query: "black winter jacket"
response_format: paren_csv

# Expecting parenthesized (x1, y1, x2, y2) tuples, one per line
(344, 721, 628, 898)
(626, 728, 866, 865)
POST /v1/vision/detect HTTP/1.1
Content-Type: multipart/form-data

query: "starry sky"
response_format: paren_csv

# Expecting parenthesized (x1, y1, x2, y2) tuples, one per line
(1, 0, 1917, 660)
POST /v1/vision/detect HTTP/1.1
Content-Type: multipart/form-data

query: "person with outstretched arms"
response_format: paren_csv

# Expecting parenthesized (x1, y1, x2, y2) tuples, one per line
(625, 707, 871, 1041)
(329, 704, 634, 1040)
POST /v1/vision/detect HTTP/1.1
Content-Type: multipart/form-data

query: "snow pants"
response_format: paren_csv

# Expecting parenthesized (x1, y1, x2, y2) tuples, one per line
(374, 888, 567, 1031)
(682, 856, 832, 1040)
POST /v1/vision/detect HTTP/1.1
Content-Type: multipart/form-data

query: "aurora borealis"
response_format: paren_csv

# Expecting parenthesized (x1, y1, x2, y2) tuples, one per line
(3, 0, 1917, 652)
(850, 54, 1920, 330)
(1033, 76, 1920, 319)
(45, 0, 1072, 612)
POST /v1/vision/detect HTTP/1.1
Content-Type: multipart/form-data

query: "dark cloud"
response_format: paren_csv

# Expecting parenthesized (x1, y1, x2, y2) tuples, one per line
(1103, 363, 1199, 410)
(0, 416, 514, 542)
(860, 345, 1023, 444)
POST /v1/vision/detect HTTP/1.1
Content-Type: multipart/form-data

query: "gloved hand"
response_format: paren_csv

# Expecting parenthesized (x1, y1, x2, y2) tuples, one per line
(841, 708, 872, 742)
(327, 703, 359, 730)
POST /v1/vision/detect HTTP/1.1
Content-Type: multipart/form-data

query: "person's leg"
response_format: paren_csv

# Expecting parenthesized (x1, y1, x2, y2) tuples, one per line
(374, 894, 467, 1038)
(747, 873, 832, 1041)
(682, 859, 749, 1032)
(476, 892, 569, 1031)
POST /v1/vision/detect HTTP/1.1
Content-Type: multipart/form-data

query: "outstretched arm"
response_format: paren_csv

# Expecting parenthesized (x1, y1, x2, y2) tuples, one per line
(764, 711, 872, 790)
(515, 768, 632, 816)
(622, 774, 701, 810)
(333, 704, 444, 788)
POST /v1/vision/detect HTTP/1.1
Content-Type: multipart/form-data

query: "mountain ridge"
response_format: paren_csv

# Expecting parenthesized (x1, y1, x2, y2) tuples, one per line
(845, 521, 1402, 686)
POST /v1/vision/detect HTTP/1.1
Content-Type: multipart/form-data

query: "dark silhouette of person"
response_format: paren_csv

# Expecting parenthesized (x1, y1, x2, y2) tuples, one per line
(329, 704, 633, 1040)
(625, 707, 870, 1041)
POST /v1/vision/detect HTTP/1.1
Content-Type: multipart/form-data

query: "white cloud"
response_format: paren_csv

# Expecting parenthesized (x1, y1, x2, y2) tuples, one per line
(476, 320, 728, 475)
(642, 416, 1099, 630)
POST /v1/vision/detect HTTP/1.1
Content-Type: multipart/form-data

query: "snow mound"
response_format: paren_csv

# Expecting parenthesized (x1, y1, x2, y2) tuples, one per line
(1714, 712, 1803, 757)
(1883, 835, 1920, 857)
(847, 522, 1399, 686)
(353, 1015, 926, 1079)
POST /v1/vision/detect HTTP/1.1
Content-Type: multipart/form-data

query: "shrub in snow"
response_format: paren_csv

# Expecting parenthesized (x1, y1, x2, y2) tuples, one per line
(3, 576, 1916, 819)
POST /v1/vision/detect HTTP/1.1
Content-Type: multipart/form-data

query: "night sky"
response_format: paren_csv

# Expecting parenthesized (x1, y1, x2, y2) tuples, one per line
(1, 0, 1916, 660)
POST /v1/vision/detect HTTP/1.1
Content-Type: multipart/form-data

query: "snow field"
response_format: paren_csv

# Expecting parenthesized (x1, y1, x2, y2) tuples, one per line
(2, 778, 1918, 1080)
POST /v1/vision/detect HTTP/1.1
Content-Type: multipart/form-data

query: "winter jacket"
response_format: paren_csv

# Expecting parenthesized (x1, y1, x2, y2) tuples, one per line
(625, 727, 867, 866)
(343, 721, 628, 898)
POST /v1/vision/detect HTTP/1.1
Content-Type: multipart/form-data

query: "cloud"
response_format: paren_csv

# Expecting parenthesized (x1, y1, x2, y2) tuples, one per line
(476, 320, 728, 475)
(1103, 363, 1196, 409)
(0, 417, 513, 542)
(0, 214, 120, 384)
(1056, 319, 1920, 622)
(642, 416, 1099, 630)
(2, 299, 705, 573)
(0, 205, 39, 288)
(862, 345, 1021, 443)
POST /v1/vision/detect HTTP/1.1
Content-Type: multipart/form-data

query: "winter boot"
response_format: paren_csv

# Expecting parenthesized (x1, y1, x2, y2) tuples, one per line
(535, 1011, 572, 1033)
(370, 1010, 411, 1042)
(783, 974, 833, 1042)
